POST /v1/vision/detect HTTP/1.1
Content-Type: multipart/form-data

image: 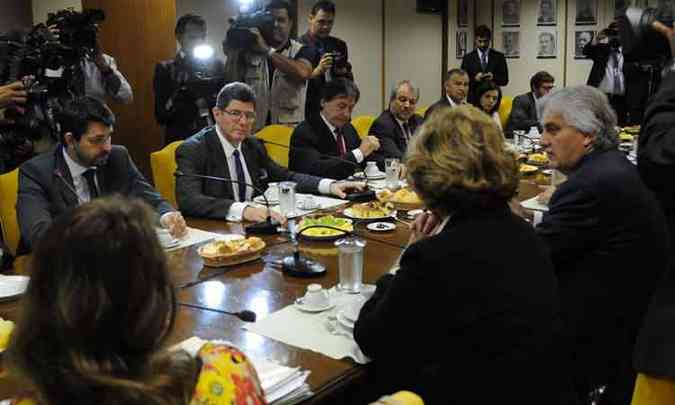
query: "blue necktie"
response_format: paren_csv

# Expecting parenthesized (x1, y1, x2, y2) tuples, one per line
(480, 52, 487, 71)
(82, 169, 99, 199)
(232, 149, 247, 202)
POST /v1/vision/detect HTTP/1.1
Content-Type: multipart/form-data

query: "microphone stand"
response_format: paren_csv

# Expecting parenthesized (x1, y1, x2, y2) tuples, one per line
(279, 219, 328, 277)
(178, 301, 257, 322)
(174, 170, 278, 235)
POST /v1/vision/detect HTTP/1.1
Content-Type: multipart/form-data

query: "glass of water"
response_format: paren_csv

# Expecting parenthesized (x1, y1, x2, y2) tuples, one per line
(385, 158, 401, 189)
(278, 181, 297, 217)
(335, 237, 366, 293)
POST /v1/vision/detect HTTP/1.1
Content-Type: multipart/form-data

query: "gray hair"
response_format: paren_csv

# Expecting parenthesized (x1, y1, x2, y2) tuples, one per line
(541, 85, 618, 150)
(389, 80, 420, 103)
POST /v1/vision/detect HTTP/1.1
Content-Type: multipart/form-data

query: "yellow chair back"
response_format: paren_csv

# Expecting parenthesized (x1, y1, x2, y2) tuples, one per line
(415, 106, 429, 117)
(499, 95, 513, 129)
(631, 373, 675, 405)
(0, 169, 20, 256)
(352, 115, 375, 139)
(150, 141, 183, 208)
(255, 125, 293, 168)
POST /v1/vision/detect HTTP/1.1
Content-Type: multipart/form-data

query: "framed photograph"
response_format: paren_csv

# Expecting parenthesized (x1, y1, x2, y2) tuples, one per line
(574, 30, 595, 59)
(456, 31, 468, 59)
(537, 0, 557, 26)
(537, 30, 557, 59)
(458, 0, 469, 27)
(501, 0, 521, 27)
(502, 31, 520, 58)
(576, 0, 598, 25)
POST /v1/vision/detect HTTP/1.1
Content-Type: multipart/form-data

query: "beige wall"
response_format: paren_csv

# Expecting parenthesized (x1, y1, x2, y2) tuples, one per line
(32, 0, 82, 23)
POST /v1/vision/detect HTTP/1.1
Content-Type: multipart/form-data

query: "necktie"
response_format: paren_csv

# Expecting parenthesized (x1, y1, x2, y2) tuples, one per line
(232, 149, 247, 202)
(82, 169, 99, 200)
(402, 123, 411, 143)
(611, 51, 622, 95)
(335, 128, 347, 157)
(480, 52, 488, 71)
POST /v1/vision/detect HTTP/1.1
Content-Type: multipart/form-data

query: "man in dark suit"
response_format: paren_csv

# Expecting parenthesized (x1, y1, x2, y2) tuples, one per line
(505, 71, 555, 134)
(461, 25, 509, 102)
(175, 82, 362, 223)
(370, 80, 423, 162)
(17, 96, 186, 253)
(289, 79, 380, 180)
(424, 68, 469, 120)
(154, 14, 226, 145)
(528, 86, 668, 404)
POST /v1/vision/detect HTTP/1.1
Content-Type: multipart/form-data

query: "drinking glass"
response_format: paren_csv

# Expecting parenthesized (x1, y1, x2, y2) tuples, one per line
(385, 158, 401, 189)
(335, 237, 366, 293)
(278, 181, 297, 217)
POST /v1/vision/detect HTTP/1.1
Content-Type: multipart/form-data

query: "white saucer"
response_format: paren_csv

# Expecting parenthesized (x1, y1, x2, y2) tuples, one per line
(367, 222, 396, 232)
(254, 195, 279, 205)
(337, 311, 355, 329)
(366, 173, 386, 180)
(294, 298, 335, 313)
(0, 275, 29, 301)
(162, 239, 181, 249)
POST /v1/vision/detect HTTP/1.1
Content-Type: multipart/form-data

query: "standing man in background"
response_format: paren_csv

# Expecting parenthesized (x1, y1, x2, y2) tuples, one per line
(299, 0, 354, 123)
(461, 25, 509, 102)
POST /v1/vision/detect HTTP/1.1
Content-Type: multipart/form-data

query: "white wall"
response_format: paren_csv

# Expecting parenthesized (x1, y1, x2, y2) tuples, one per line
(32, 0, 82, 24)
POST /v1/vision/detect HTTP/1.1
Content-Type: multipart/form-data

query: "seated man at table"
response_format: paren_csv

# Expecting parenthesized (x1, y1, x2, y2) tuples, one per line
(17, 96, 186, 254)
(289, 79, 380, 179)
(423, 68, 469, 120)
(517, 86, 668, 404)
(505, 70, 555, 134)
(175, 81, 362, 223)
(369, 80, 424, 162)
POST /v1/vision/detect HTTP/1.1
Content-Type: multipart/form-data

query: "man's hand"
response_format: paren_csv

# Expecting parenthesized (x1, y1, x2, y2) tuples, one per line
(508, 198, 534, 222)
(0, 81, 27, 109)
(160, 211, 188, 239)
(312, 53, 334, 77)
(249, 28, 270, 54)
(244, 206, 287, 225)
(398, 164, 407, 180)
(483, 72, 494, 81)
(329, 181, 366, 198)
(409, 210, 441, 245)
(653, 21, 675, 57)
(358, 136, 380, 157)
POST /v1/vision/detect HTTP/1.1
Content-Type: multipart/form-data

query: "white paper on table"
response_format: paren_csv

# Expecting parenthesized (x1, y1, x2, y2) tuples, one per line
(253, 193, 349, 219)
(165, 227, 224, 251)
(521, 196, 549, 212)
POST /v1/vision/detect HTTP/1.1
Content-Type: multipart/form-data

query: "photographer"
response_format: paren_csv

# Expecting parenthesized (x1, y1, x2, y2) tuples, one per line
(223, 0, 314, 131)
(154, 14, 226, 145)
(0, 80, 28, 173)
(299, 0, 353, 123)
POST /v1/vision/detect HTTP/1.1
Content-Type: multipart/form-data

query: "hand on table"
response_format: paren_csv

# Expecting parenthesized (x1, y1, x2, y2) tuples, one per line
(244, 206, 287, 225)
(329, 181, 366, 198)
(408, 210, 441, 245)
(160, 211, 188, 239)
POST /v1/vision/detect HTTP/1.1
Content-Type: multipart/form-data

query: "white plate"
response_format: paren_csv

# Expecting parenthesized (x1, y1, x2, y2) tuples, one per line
(343, 208, 397, 221)
(367, 222, 396, 232)
(337, 311, 355, 329)
(352, 171, 386, 181)
(294, 298, 335, 313)
(162, 239, 181, 249)
(0, 275, 29, 300)
(253, 195, 279, 205)
(213, 234, 246, 242)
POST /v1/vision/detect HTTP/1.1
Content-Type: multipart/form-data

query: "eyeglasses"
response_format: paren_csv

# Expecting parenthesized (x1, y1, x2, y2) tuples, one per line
(86, 134, 112, 146)
(223, 109, 256, 122)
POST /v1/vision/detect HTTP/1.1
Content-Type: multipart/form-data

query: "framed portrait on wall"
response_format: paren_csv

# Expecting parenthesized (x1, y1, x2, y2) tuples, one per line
(576, 0, 598, 25)
(501, 0, 521, 27)
(502, 31, 520, 58)
(456, 31, 468, 59)
(537, 30, 557, 58)
(458, 0, 469, 27)
(537, 0, 557, 26)
(574, 30, 595, 58)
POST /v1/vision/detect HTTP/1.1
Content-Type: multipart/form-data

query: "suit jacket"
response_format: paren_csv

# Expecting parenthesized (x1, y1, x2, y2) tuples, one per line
(537, 149, 668, 390)
(423, 97, 453, 121)
(17, 145, 174, 253)
(369, 110, 423, 161)
(583, 42, 612, 87)
(505, 92, 540, 133)
(175, 127, 322, 219)
(354, 206, 570, 404)
(289, 116, 363, 180)
(461, 48, 509, 100)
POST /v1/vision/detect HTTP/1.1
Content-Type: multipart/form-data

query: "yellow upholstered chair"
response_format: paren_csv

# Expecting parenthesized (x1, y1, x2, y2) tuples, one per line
(0, 168, 29, 273)
(631, 373, 675, 405)
(415, 106, 429, 117)
(351, 115, 375, 139)
(498, 95, 513, 129)
(255, 125, 293, 168)
(150, 141, 183, 208)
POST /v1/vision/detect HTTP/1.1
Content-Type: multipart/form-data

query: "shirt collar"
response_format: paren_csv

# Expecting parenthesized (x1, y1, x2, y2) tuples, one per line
(215, 125, 242, 158)
(478, 48, 489, 59)
(446, 95, 460, 107)
(62, 146, 93, 178)
(320, 113, 338, 134)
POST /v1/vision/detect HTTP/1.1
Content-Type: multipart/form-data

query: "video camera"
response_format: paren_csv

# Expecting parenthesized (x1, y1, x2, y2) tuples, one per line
(224, 10, 275, 49)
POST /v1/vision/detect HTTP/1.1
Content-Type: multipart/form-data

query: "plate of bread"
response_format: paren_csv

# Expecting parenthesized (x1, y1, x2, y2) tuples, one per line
(519, 163, 539, 175)
(198, 236, 266, 267)
(343, 201, 395, 220)
(376, 188, 423, 211)
(527, 152, 549, 166)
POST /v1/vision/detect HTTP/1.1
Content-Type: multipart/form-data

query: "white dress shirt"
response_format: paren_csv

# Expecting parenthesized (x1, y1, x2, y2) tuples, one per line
(446, 95, 462, 107)
(62, 148, 98, 204)
(598, 47, 625, 96)
(477, 48, 489, 67)
(320, 113, 364, 163)
(394, 117, 412, 142)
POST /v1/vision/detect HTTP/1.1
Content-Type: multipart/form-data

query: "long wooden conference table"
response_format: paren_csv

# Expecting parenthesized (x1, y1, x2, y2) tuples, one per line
(0, 181, 543, 403)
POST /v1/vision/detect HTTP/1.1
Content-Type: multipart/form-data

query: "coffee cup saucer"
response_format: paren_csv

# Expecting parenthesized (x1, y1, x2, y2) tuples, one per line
(294, 297, 335, 313)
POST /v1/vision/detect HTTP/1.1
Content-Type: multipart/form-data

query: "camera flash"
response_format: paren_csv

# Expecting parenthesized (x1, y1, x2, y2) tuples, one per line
(193, 44, 214, 60)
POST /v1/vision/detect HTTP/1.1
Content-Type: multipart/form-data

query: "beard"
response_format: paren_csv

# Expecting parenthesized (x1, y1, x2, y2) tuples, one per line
(74, 144, 109, 167)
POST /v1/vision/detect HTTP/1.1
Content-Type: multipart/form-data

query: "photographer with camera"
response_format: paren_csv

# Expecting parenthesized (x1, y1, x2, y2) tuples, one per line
(223, 0, 314, 131)
(154, 14, 226, 145)
(0, 80, 28, 173)
(299, 1, 353, 123)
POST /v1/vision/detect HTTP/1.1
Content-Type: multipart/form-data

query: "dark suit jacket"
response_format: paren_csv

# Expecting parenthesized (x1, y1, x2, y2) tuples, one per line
(537, 149, 668, 390)
(423, 97, 452, 121)
(17, 145, 174, 253)
(369, 110, 423, 161)
(354, 206, 568, 404)
(461, 48, 509, 100)
(289, 116, 363, 180)
(583, 42, 612, 87)
(505, 92, 540, 133)
(175, 127, 322, 219)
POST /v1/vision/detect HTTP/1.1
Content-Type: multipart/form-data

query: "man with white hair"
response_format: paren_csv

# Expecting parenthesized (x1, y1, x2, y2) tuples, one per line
(530, 86, 668, 404)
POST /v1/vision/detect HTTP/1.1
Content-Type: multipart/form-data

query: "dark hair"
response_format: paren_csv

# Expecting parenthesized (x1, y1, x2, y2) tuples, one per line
(530, 71, 555, 92)
(266, 0, 294, 20)
(175, 13, 206, 37)
(472, 81, 502, 115)
(6, 196, 197, 405)
(446, 68, 468, 82)
(216, 82, 257, 109)
(58, 96, 115, 142)
(475, 25, 492, 40)
(311, 0, 336, 15)
(321, 78, 360, 104)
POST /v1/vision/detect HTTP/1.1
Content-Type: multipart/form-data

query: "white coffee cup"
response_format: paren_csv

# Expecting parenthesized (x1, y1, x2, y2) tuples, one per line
(303, 284, 330, 308)
(156, 228, 174, 246)
(264, 182, 279, 201)
(365, 161, 379, 177)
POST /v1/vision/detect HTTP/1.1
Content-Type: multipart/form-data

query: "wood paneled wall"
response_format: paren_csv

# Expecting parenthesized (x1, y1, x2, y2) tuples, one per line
(82, 0, 176, 178)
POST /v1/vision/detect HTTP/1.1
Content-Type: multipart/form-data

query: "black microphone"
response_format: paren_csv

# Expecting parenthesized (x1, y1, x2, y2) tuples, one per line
(178, 302, 257, 322)
(174, 170, 277, 235)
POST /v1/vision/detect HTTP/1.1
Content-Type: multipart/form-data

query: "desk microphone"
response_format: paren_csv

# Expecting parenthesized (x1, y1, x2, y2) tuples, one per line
(179, 302, 257, 322)
(54, 169, 81, 200)
(174, 170, 278, 235)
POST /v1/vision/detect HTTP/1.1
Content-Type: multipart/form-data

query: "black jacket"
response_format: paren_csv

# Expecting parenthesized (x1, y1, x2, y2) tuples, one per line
(583, 42, 614, 88)
(505, 92, 540, 133)
(461, 48, 509, 100)
(369, 110, 423, 161)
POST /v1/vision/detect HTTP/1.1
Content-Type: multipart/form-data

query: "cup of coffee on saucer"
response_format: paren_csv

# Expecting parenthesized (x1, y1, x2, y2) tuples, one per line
(365, 161, 380, 177)
(264, 182, 279, 202)
(295, 284, 333, 312)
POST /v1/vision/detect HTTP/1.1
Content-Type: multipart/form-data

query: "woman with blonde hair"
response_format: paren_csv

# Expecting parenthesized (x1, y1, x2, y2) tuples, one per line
(354, 105, 569, 404)
(6, 196, 266, 405)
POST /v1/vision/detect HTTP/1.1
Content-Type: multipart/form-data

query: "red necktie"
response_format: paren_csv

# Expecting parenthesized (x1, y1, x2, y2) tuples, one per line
(335, 128, 347, 157)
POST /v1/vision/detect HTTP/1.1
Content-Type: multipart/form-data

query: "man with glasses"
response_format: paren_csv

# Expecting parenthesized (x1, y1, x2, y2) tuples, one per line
(506, 71, 555, 134)
(175, 82, 362, 223)
(16, 96, 186, 253)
